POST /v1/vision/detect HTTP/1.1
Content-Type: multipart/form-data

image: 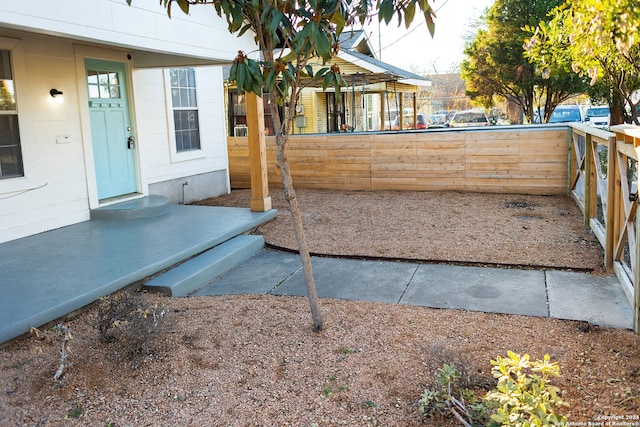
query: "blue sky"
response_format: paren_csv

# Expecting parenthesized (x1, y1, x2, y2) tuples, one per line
(365, 0, 495, 74)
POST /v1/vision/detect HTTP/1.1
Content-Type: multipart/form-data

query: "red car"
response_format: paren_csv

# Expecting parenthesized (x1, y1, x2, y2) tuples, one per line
(391, 113, 428, 130)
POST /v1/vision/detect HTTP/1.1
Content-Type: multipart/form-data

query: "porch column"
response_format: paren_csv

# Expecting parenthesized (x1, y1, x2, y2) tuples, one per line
(245, 91, 272, 212)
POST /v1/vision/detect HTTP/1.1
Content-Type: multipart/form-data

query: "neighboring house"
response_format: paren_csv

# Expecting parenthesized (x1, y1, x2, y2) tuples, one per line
(423, 73, 472, 115)
(0, 1, 256, 244)
(226, 30, 431, 135)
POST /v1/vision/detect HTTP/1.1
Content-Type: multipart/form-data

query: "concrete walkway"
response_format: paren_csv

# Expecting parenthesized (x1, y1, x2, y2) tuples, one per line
(193, 249, 634, 330)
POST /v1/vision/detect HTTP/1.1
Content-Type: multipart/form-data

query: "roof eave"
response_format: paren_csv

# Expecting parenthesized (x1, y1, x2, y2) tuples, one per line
(399, 78, 432, 87)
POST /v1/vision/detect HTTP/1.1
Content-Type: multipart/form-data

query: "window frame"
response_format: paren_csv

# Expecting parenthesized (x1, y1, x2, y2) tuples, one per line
(164, 68, 204, 163)
(0, 37, 37, 194)
(227, 89, 277, 137)
(0, 48, 22, 180)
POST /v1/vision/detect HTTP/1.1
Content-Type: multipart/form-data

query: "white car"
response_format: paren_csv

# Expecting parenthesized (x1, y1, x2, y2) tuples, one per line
(448, 110, 489, 127)
(583, 106, 610, 128)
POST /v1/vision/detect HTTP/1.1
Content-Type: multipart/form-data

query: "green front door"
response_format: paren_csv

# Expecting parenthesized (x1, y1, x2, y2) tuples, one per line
(85, 59, 136, 200)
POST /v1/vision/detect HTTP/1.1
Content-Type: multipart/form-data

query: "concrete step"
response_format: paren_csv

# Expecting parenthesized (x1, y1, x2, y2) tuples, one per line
(144, 234, 265, 297)
(90, 195, 169, 220)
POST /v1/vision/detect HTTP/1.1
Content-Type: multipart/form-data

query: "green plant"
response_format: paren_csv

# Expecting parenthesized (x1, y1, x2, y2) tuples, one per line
(133, 0, 438, 333)
(418, 364, 488, 426)
(419, 353, 568, 426)
(486, 351, 568, 427)
(67, 404, 83, 419)
(322, 374, 348, 397)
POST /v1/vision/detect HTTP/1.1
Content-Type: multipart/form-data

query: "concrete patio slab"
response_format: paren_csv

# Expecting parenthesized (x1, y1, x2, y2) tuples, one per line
(400, 264, 549, 317)
(547, 270, 633, 329)
(0, 205, 277, 344)
(269, 256, 420, 304)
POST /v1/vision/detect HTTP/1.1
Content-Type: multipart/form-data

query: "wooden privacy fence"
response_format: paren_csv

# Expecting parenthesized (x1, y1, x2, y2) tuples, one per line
(228, 126, 570, 194)
(569, 123, 640, 333)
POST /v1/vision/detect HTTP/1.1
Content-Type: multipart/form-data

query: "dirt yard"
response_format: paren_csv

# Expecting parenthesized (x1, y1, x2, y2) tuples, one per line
(197, 188, 605, 270)
(1, 189, 638, 426)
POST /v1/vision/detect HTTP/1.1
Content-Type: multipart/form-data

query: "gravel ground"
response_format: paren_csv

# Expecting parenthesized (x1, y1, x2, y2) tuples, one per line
(1, 189, 638, 427)
(198, 188, 604, 270)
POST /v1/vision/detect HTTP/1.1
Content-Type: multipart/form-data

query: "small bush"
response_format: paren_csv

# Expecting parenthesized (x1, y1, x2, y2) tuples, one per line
(419, 352, 568, 427)
(486, 351, 568, 427)
(97, 292, 167, 361)
(418, 364, 490, 426)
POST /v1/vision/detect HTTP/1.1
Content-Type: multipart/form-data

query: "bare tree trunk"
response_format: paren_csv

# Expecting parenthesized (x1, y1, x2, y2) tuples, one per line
(276, 137, 324, 332)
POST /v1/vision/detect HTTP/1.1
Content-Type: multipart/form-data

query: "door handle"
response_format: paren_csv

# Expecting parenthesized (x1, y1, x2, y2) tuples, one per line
(127, 135, 135, 149)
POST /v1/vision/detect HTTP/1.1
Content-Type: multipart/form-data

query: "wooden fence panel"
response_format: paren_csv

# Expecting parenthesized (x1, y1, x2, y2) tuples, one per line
(571, 124, 639, 334)
(227, 126, 570, 194)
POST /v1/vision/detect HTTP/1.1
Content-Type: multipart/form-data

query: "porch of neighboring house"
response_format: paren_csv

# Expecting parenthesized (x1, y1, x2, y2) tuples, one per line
(0, 196, 277, 344)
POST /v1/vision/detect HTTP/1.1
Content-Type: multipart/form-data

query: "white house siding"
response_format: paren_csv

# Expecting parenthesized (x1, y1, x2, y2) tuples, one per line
(0, 0, 254, 66)
(0, 32, 90, 244)
(0, 1, 256, 243)
(133, 66, 231, 204)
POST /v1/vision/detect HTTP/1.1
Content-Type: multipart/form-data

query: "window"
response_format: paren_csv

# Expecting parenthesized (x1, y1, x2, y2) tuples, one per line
(0, 49, 23, 179)
(87, 69, 121, 99)
(170, 68, 200, 152)
(228, 89, 277, 137)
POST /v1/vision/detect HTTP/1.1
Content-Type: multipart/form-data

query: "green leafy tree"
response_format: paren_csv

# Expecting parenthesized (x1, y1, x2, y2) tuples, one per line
(129, 0, 436, 331)
(524, 0, 640, 125)
(461, 0, 587, 124)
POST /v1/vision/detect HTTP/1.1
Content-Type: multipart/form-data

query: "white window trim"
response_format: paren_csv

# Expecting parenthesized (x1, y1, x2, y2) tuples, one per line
(163, 68, 205, 163)
(0, 36, 42, 196)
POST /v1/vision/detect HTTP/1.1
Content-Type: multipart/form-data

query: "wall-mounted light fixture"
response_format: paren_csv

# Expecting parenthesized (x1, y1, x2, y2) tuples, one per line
(49, 89, 64, 98)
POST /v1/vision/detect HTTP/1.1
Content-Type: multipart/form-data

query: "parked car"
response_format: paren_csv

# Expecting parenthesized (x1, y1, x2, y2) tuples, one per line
(448, 110, 489, 127)
(428, 113, 448, 128)
(534, 105, 583, 123)
(583, 106, 610, 128)
(548, 105, 583, 123)
(391, 113, 428, 130)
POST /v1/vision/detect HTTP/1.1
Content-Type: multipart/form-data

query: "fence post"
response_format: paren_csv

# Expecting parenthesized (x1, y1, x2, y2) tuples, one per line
(605, 136, 618, 271)
(635, 211, 640, 333)
(584, 132, 594, 227)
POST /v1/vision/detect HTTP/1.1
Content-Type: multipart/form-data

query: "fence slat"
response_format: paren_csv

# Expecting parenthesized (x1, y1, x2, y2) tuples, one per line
(228, 127, 570, 194)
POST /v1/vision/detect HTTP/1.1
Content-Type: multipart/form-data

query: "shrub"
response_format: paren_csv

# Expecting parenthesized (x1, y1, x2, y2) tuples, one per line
(418, 364, 490, 426)
(418, 352, 568, 427)
(97, 292, 167, 361)
(486, 351, 568, 427)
